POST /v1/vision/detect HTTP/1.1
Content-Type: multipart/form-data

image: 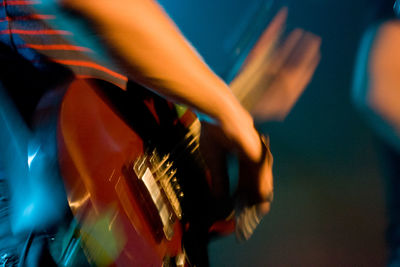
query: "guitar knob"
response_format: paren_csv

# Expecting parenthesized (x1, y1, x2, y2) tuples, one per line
(162, 252, 186, 267)
(175, 252, 186, 267)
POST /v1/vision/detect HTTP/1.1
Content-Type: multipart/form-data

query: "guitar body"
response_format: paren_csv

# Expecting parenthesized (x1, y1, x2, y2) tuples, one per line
(57, 79, 224, 266)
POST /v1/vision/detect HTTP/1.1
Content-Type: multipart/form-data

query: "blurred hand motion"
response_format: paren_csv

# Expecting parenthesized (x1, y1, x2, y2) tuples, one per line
(200, 120, 274, 242)
(231, 7, 321, 122)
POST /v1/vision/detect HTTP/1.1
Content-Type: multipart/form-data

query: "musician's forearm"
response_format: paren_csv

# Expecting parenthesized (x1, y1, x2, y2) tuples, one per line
(62, 0, 263, 161)
(63, 0, 230, 119)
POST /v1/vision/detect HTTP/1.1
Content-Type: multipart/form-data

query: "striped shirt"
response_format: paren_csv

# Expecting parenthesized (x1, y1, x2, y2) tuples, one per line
(0, 0, 128, 89)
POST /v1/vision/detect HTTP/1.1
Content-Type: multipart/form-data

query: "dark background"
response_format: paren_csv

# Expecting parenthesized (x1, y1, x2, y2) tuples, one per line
(158, 0, 391, 266)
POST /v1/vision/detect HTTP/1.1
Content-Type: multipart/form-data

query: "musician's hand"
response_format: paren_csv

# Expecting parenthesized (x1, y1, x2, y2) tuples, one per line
(251, 29, 321, 121)
(200, 121, 273, 215)
(230, 7, 321, 122)
(230, 7, 287, 108)
(237, 135, 273, 213)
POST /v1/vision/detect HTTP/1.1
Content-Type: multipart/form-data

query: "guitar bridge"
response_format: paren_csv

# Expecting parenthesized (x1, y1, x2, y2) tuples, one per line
(148, 151, 182, 220)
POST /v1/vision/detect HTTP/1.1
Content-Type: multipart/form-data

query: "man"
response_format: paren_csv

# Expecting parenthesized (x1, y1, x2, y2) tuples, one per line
(352, 0, 400, 265)
(0, 0, 320, 265)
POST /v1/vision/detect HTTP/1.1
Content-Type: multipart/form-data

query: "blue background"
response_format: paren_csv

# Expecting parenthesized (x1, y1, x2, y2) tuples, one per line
(159, 0, 388, 266)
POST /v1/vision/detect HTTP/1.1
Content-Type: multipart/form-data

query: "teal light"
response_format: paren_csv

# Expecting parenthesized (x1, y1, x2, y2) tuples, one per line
(394, 0, 400, 17)
(23, 203, 34, 217)
(27, 146, 40, 169)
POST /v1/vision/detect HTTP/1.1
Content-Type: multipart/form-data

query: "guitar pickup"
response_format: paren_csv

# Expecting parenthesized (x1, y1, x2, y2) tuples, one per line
(140, 167, 174, 240)
(122, 150, 181, 242)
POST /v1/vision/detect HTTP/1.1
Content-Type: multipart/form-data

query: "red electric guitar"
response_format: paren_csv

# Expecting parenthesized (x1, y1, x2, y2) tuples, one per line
(54, 9, 284, 265)
(57, 79, 235, 267)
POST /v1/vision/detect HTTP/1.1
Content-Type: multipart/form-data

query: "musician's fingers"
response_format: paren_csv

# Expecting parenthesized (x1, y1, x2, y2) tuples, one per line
(293, 51, 321, 92)
(282, 47, 321, 93)
(242, 7, 288, 70)
(251, 50, 320, 121)
(276, 50, 320, 110)
(282, 32, 321, 72)
(270, 28, 305, 72)
(251, 6, 287, 53)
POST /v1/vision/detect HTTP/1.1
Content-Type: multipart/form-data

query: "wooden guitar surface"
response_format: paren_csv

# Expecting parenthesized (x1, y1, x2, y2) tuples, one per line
(58, 79, 191, 266)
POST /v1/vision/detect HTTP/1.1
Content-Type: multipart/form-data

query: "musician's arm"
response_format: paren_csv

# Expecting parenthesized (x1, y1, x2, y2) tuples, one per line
(60, 0, 262, 162)
(353, 20, 400, 151)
